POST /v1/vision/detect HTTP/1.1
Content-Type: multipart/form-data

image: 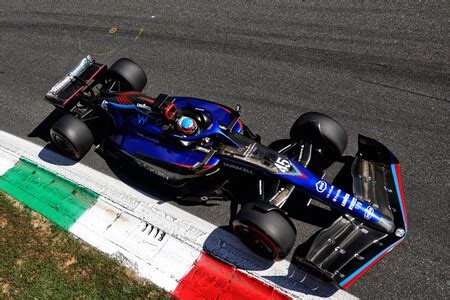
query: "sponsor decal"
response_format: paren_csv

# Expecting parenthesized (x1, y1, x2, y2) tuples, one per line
(199, 195, 224, 201)
(136, 132, 159, 144)
(333, 189, 341, 202)
(341, 193, 350, 207)
(243, 144, 257, 158)
(316, 180, 327, 193)
(274, 157, 291, 173)
(326, 185, 335, 198)
(137, 115, 148, 125)
(101, 100, 108, 111)
(364, 206, 375, 219)
(136, 160, 169, 180)
(349, 197, 357, 210)
(223, 162, 254, 174)
(137, 103, 151, 111)
(355, 201, 363, 210)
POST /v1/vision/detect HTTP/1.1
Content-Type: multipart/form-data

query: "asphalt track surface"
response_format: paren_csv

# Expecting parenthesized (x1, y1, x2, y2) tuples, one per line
(0, 1, 448, 298)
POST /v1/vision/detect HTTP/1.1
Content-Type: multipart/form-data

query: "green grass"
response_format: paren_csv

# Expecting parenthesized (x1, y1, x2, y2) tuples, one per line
(0, 192, 170, 299)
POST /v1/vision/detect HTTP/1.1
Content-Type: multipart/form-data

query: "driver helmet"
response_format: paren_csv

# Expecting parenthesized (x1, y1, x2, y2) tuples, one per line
(176, 116, 198, 135)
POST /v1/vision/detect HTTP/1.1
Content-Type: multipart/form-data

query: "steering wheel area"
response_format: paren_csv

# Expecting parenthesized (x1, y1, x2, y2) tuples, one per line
(170, 115, 220, 141)
(165, 104, 240, 147)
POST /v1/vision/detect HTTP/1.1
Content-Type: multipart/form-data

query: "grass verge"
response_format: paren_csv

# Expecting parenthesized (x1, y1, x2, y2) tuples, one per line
(0, 191, 170, 299)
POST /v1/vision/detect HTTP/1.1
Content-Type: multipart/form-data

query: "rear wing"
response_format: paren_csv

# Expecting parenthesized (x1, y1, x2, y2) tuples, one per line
(45, 56, 106, 107)
(294, 135, 408, 288)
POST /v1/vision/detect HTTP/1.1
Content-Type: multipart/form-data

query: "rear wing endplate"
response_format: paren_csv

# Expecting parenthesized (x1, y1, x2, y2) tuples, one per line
(45, 56, 106, 107)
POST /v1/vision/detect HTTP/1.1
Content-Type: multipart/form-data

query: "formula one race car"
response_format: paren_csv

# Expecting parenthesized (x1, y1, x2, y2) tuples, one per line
(44, 56, 408, 288)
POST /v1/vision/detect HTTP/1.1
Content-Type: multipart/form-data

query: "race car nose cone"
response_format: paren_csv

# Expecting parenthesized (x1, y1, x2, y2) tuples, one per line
(177, 116, 198, 134)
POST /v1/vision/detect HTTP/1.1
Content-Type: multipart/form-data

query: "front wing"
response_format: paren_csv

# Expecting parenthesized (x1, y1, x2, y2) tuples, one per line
(293, 135, 408, 288)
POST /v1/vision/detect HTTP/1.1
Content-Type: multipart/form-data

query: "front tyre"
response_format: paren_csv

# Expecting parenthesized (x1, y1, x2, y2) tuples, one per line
(232, 202, 297, 260)
(50, 115, 94, 160)
(107, 58, 147, 92)
(290, 112, 348, 162)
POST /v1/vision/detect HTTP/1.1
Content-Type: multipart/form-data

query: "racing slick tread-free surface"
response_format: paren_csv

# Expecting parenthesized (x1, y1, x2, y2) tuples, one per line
(108, 58, 147, 92)
(233, 202, 297, 260)
(290, 112, 348, 160)
(50, 114, 95, 160)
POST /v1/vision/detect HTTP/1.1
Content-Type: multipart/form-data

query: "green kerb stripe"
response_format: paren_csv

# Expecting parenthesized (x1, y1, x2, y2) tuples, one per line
(0, 158, 98, 230)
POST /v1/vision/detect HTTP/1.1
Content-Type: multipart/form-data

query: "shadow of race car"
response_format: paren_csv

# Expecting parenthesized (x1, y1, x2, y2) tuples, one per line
(44, 56, 408, 288)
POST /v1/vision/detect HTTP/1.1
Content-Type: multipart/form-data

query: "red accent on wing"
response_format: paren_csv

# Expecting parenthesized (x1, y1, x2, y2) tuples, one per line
(341, 163, 408, 289)
(62, 64, 106, 106)
(341, 241, 401, 289)
(394, 163, 408, 226)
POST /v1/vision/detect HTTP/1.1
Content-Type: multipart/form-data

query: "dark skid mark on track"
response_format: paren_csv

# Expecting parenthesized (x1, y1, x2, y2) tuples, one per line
(359, 78, 449, 103)
(1, 17, 447, 88)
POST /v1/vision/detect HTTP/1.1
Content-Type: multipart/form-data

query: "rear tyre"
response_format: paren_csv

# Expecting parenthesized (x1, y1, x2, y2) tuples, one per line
(290, 112, 348, 162)
(232, 202, 297, 260)
(50, 115, 94, 160)
(107, 58, 147, 92)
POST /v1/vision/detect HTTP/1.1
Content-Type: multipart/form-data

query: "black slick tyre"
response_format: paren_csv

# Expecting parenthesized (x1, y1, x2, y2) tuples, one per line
(108, 58, 147, 92)
(290, 112, 348, 161)
(50, 114, 94, 160)
(232, 202, 297, 260)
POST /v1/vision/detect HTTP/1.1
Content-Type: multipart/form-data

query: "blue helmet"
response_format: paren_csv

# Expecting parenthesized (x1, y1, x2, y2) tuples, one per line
(176, 116, 198, 135)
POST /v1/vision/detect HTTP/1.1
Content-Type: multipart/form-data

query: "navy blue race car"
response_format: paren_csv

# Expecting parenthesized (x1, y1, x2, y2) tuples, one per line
(45, 56, 408, 288)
